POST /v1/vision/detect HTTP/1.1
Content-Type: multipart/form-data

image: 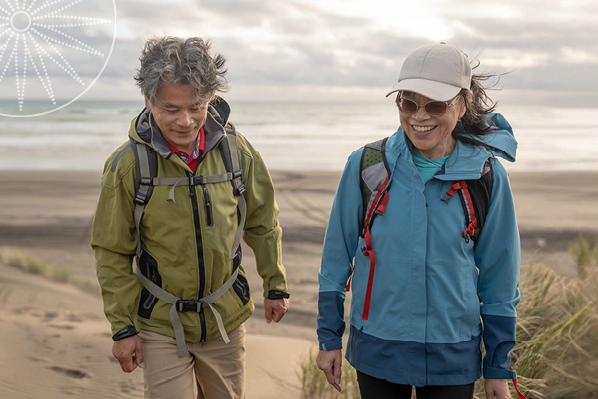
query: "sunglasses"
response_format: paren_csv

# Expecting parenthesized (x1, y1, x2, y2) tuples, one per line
(397, 95, 460, 116)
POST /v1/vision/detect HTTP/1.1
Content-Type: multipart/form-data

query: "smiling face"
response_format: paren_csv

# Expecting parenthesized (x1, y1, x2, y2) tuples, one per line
(398, 92, 466, 159)
(145, 83, 208, 154)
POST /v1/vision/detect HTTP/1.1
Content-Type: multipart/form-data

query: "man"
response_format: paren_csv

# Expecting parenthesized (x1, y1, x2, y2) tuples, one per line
(91, 36, 290, 398)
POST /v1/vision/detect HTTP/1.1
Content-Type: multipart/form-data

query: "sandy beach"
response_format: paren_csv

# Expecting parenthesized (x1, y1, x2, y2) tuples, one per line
(1, 169, 597, 398)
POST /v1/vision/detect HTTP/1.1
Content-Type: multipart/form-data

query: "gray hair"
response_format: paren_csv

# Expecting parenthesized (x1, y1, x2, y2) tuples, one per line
(134, 37, 229, 105)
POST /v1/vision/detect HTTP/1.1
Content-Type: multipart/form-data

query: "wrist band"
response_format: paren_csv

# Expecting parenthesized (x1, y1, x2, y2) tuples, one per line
(112, 325, 138, 341)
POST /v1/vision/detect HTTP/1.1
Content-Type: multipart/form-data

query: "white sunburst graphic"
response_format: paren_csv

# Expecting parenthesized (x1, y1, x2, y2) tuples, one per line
(0, 0, 116, 117)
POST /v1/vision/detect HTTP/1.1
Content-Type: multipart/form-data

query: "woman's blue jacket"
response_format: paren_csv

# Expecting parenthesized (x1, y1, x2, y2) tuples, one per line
(317, 113, 520, 386)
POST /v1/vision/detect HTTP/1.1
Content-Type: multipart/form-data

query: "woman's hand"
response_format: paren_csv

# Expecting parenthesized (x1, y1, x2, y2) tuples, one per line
(316, 349, 342, 392)
(485, 379, 512, 399)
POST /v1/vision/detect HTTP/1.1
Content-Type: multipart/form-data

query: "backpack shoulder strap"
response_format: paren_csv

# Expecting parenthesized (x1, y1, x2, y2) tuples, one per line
(465, 160, 493, 236)
(130, 137, 158, 258)
(218, 122, 246, 262)
(219, 122, 246, 197)
(130, 136, 158, 206)
(442, 160, 494, 242)
(353, 137, 391, 319)
(360, 137, 391, 235)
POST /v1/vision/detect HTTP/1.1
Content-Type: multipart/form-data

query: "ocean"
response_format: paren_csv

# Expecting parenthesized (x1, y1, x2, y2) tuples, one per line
(0, 100, 597, 172)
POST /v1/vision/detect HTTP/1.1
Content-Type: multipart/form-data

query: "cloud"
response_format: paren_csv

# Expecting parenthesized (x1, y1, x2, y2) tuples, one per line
(81, 0, 598, 106)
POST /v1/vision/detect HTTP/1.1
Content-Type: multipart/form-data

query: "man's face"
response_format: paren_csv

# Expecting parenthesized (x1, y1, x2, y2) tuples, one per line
(145, 83, 208, 154)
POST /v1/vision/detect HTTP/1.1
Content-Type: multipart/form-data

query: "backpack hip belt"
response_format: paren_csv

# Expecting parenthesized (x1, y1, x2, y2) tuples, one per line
(133, 263, 239, 357)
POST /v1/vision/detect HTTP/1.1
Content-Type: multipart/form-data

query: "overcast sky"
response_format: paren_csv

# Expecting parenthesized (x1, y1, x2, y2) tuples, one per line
(3, 0, 598, 109)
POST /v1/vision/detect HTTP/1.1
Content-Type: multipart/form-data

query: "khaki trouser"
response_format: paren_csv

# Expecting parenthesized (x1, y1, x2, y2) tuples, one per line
(139, 324, 246, 399)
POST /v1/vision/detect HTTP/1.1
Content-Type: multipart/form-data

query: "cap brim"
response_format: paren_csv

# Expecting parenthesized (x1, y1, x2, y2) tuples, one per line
(386, 79, 462, 101)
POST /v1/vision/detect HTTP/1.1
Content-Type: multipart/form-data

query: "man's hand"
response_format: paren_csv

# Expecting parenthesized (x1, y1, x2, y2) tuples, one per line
(112, 335, 145, 373)
(485, 379, 512, 399)
(316, 349, 342, 392)
(263, 298, 289, 323)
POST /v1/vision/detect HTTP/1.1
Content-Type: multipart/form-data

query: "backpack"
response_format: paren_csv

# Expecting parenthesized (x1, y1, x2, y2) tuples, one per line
(129, 122, 246, 357)
(354, 137, 494, 320)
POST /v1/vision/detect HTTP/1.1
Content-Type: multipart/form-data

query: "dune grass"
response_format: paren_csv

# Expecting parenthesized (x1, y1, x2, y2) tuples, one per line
(299, 236, 598, 399)
(0, 246, 97, 292)
(298, 349, 360, 399)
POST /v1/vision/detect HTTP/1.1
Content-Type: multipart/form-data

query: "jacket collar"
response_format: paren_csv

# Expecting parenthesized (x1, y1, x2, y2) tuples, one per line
(130, 96, 232, 159)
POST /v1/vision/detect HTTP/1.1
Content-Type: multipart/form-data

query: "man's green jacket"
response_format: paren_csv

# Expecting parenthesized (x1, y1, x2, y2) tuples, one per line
(91, 98, 287, 343)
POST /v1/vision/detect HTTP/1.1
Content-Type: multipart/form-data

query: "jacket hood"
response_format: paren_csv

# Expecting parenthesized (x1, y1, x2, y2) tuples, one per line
(129, 96, 232, 159)
(477, 113, 517, 163)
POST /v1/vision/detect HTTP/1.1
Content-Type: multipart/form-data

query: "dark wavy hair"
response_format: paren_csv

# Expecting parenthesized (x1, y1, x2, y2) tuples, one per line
(134, 37, 229, 105)
(452, 68, 502, 148)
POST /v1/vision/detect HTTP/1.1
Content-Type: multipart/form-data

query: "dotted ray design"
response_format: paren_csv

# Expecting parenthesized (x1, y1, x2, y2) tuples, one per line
(0, 0, 114, 115)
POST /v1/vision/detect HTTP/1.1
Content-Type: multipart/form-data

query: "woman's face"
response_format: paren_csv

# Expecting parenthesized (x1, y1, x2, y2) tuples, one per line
(398, 92, 466, 159)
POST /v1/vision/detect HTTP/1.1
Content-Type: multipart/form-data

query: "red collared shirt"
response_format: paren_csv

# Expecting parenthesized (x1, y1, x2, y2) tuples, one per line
(166, 126, 205, 172)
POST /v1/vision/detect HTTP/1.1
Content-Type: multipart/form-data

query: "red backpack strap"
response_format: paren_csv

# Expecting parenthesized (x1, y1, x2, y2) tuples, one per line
(510, 367, 527, 399)
(349, 138, 390, 322)
(360, 175, 390, 320)
(442, 180, 478, 242)
(441, 160, 493, 243)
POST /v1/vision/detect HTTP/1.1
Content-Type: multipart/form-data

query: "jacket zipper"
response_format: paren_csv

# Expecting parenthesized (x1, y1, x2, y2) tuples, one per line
(202, 185, 213, 226)
(188, 172, 207, 342)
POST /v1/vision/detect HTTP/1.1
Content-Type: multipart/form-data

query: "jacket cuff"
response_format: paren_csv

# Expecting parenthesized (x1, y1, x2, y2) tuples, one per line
(267, 290, 290, 299)
(319, 340, 342, 351)
(481, 314, 516, 377)
(483, 366, 516, 380)
(317, 291, 346, 351)
(112, 324, 138, 341)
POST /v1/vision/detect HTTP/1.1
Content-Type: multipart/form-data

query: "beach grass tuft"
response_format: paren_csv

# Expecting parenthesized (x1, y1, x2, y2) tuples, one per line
(503, 262, 598, 398)
(0, 247, 49, 275)
(298, 348, 360, 399)
(568, 234, 598, 279)
(0, 246, 97, 292)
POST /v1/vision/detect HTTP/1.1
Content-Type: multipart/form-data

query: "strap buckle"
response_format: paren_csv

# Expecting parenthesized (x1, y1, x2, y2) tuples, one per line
(232, 171, 246, 196)
(176, 300, 202, 312)
(233, 184, 246, 196)
(134, 192, 147, 205)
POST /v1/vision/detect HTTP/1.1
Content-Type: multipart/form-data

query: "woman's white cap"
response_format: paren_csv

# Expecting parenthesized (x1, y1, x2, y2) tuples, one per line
(386, 43, 472, 101)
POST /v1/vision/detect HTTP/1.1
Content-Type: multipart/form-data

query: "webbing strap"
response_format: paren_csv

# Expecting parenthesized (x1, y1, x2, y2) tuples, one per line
(152, 173, 233, 186)
(510, 367, 527, 399)
(134, 143, 152, 205)
(359, 175, 390, 320)
(361, 229, 376, 320)
(458, 181, 477, 241)
(134, 264, 239, 357)
(443, 181, 478, 242)
(224, 132, 246, 196)
(222, 132, 246, 260)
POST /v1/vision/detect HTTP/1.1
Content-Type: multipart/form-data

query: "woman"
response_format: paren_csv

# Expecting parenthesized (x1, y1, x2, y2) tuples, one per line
(316, 43, 521, 399)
